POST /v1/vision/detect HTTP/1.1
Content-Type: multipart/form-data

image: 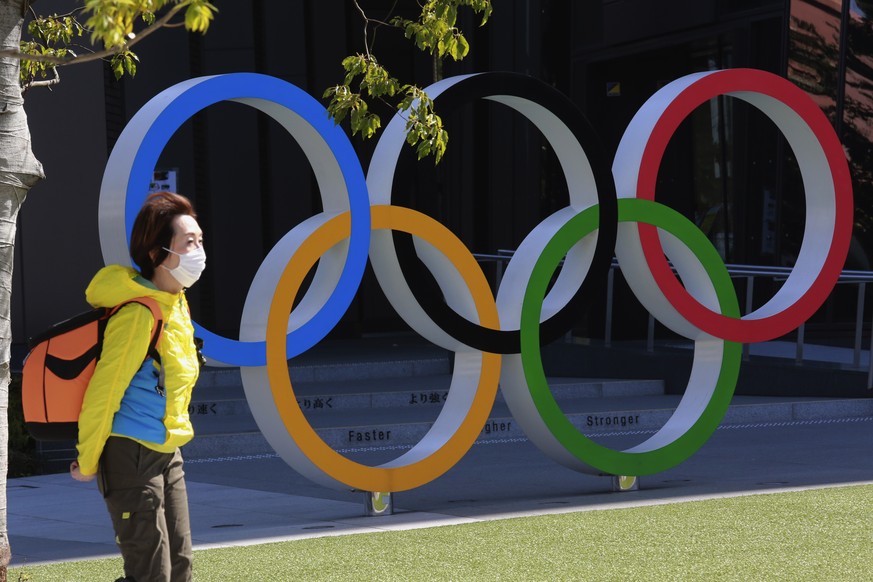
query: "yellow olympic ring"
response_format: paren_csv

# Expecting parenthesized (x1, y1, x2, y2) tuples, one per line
(265, 206, 501, 492)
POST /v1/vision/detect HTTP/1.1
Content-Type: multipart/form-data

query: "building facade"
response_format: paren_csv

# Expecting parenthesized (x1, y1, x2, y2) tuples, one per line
(13, 0, 873, 361)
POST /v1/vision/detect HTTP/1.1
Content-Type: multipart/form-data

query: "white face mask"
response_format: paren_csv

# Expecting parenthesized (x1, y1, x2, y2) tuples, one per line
(161, 246, 206, 288)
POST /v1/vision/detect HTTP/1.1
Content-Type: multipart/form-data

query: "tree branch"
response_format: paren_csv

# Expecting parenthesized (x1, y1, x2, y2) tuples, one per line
(3, 2, 186, 66)
(351, 0, 371, 57)
(22, 66, 59, 92)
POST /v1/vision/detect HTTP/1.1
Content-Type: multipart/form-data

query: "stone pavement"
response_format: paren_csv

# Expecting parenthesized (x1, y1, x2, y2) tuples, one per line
(9, 402, 873, 567)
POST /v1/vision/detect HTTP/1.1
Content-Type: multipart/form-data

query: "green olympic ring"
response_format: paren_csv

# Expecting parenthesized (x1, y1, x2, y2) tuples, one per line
(519, 198, 742, 476)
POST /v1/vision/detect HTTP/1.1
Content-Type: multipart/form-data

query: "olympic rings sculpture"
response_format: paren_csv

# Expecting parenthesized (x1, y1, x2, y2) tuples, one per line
(99, 69, 852, 492)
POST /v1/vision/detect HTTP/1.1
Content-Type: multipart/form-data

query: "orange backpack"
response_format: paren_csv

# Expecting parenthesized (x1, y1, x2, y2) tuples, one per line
(22, 297, 163, 441)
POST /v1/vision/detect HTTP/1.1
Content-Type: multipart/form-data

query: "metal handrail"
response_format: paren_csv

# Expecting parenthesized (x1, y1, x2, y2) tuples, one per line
(472, 251, 873, 383)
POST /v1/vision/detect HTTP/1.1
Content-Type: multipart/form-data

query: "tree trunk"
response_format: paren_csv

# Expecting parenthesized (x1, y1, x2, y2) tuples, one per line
(0, 2, 44, 579)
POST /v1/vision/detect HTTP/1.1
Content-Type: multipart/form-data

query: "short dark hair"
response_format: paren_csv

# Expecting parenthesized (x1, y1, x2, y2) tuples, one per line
(130, 192, 198, 279)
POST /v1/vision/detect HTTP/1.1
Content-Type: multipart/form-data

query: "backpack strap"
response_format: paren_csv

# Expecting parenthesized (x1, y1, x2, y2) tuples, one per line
(109, 297, 165, 394)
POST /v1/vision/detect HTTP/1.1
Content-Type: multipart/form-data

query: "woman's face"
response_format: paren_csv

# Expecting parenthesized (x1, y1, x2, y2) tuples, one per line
(162, 214, 204, 269)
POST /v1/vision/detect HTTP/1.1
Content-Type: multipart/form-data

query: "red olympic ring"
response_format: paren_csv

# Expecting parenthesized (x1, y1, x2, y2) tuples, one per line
(619, 69, 853, 343)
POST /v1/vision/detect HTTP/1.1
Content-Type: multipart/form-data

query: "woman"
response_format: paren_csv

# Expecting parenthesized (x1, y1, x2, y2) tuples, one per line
(70, 191, 206, 582)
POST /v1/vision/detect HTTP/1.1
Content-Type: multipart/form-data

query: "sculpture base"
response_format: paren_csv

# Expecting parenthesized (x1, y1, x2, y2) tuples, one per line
(365, 491, 393, 516)
(611, 475, 640, 492)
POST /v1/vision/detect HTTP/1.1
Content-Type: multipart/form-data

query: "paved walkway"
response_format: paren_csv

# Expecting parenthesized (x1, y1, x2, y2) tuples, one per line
(9, 408, 873, 567)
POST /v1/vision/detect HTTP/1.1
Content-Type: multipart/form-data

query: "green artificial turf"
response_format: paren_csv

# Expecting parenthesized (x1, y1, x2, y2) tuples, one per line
(11, 484, 872, 581)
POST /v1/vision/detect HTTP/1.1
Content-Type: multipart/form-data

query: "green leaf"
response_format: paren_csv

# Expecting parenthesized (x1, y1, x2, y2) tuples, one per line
(185, 3, 215, 33)
(364, 114, 381, 139)
(416, 139, 432, 160)
(349, 101, 381, 140)
(324, 86, 358, 125)
(398, 95, 415, 112)
(342, 55, 367, 78)
(124, 51, 138, 76)
(111, 55, 125, 80)
(452, 35, 470, 60)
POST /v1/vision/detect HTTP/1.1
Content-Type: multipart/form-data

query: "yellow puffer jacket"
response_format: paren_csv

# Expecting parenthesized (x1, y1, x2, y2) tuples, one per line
(76, 265, 200, 476)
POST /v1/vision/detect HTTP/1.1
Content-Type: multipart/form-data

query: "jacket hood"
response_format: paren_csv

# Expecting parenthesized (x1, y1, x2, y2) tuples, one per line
(86, 265, 178, 309)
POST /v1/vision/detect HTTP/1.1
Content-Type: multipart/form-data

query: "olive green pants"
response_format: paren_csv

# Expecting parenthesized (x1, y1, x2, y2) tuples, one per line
(98, 437, 192, 582)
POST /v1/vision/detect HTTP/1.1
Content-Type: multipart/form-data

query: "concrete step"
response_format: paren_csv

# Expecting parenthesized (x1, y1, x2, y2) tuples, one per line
(180, 394, 873, 460)
(185, 375, 668, 458)
(197, 349, 452, 390)
(184, 372, 667, 459)
(187, 375, 667, 417)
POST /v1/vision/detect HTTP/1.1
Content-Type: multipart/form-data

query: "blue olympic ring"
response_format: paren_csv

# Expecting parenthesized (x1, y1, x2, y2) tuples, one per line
(102, 73, 370, 365)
